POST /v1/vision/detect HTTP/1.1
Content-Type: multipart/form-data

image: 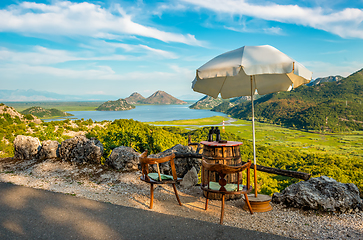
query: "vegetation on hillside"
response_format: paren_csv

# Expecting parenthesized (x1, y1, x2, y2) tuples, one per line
(21, 106, 73, 118)
(96, 99, 135, 111)
(189, 95, 226, 109)
(0, 103, 362, 197)
(86, 119, 187, 160)
(187, 127, 363, 196)
(224, 69, 363, 132)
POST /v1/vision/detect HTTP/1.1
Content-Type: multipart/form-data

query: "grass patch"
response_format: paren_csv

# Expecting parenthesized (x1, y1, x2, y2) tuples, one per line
(148, 116, 226, 126)
(4, 101, 104, 112)
(151, 116, 363, 158)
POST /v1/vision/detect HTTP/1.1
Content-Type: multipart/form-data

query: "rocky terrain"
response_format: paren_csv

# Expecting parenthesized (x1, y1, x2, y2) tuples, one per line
(1, 134, 362, 240)
(142, 90, 187, 105)
(0, 104, 42, 124)
(1, 156, 362, 240)
(307, 75, 343, 86)
(189, 95, 225, 109)
(125, 92, 146, 104)
(96, 99, 135, 111)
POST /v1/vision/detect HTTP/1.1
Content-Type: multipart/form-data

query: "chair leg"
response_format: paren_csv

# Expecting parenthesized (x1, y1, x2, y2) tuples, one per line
(220, 194, 225, 225)
(172, 183, 182, 206)
(244, 193, 253, 214)
(150, 183, 154, 209)
(205, 191, 209, 210)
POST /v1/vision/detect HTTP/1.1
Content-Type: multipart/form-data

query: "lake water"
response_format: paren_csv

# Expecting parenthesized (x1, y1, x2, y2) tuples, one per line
(45, 105, 227, 122)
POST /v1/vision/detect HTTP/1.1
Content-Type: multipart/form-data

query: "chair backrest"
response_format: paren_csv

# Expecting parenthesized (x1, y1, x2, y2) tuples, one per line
(139, 150, 177, 182)
(201, 160, 252, 192)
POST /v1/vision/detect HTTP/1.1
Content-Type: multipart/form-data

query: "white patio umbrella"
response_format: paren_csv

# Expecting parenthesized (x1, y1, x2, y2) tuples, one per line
(192, 45, 312, 197)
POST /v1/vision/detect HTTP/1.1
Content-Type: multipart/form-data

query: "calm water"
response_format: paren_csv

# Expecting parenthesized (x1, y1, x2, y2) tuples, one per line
(45, 105, 227, 122)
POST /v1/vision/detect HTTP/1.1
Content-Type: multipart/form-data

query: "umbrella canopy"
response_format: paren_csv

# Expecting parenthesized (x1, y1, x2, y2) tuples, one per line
(192, 45, 312, 99)
(192, 45, 312, 197)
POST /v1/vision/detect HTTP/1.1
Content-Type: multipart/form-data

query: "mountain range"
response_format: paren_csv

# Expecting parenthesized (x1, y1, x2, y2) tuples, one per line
(213, 68, 363, 132)
(125, 91, 187, 105)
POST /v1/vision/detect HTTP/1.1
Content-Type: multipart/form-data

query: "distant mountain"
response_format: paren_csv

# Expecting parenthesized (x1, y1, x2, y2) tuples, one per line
(189, 95, 225, 109)
(142, 91, 187, 105)
(21, 106, 73, 118)
(0, 89, 118, 102)
(225, 68, 363, 132)
(125, 92, 145, 104)
(96, 99, 135, 111)
(307, 75, 343, 86)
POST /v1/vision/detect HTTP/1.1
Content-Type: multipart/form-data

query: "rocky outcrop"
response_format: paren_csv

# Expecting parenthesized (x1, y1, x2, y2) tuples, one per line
(106, 146, 140, 171)
(180, 167, 198, 188)
(13, 135, 41, 160)
(149, 144, 201, 178)
(38, 140, 60, 160)
(189, 95, 225, 109)
(307, 75, 343, 86)
(142, 91, 187, 105)
(272, 176, 363, 213)
(96, 99, 135, 111)
(59, 136, 104, 164)
(125, 92, 145, 104)
(0, 104, 41, 124)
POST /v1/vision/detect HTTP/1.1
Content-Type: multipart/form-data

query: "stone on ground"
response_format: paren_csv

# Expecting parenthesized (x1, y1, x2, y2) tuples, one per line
(13, 135, 41, 160)
(272, 176, 363, 213)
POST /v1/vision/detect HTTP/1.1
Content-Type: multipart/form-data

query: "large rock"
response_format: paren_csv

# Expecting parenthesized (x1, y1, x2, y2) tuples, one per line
(106, 146, 140, 171)
(272, 176, 363, 213)
(38, 140, 60, 160)
(59, 136, 104, 164)
(180, 167, 198, 188)
(149, 144, 201, 178)
(13, 135, 41, 160)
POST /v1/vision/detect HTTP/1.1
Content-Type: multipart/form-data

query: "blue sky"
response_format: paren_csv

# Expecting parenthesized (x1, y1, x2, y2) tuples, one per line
(1, 0, 363, 100)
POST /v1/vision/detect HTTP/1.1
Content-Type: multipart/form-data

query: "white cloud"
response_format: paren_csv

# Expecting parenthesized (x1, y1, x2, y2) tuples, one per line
(0, 62, 191, 82)
(302, 61, 363, 79)
(0, 42, 178, 65)
(0, 1, 202, 46)
(182, 0, 363, 39)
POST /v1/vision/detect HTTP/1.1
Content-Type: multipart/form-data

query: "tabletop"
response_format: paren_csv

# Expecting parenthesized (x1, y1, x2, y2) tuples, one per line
(200, 141, 243, 147)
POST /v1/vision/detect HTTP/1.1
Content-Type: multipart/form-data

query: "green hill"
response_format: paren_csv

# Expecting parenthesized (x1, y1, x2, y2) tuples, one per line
(225, 68, 363, 132)
(96, 99, 135, 111)
(189, 95, 226, 109)
(21, 106, 73, 118)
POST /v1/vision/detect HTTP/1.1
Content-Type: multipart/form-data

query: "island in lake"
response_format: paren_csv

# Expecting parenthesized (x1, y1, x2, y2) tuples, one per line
(97, 90, 187, 111)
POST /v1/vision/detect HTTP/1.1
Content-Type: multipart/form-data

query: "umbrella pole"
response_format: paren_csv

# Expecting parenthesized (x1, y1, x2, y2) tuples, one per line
(250, 76, 258, 197)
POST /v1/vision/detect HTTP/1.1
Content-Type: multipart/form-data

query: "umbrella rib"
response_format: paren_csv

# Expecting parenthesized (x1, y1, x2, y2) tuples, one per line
(218, 75, 228, 97)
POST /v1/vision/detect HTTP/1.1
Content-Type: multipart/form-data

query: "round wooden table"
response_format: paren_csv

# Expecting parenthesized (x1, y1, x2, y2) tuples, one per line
(201, 141, 243, 200)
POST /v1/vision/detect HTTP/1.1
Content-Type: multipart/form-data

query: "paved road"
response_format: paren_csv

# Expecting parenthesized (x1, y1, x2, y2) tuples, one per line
(0, 182, 291, 240)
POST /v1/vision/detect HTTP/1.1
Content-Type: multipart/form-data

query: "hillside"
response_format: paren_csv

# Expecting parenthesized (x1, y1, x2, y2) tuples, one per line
(307, 75, 343, 86)
(21, 106, 73, 118)
(142, 91, 187, 105)
(225, 68, 363, 132)
(125, 92, 145, 104)
(0, 103, 41, 123)
(212, 96, 258, 112)
(96, 99, 135, 111)
(189, 96, 225, 109)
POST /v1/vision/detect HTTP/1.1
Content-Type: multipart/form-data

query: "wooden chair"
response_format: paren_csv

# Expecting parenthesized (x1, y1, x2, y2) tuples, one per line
(139, 150, 183, 209)
(201, 160, 253, 224)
